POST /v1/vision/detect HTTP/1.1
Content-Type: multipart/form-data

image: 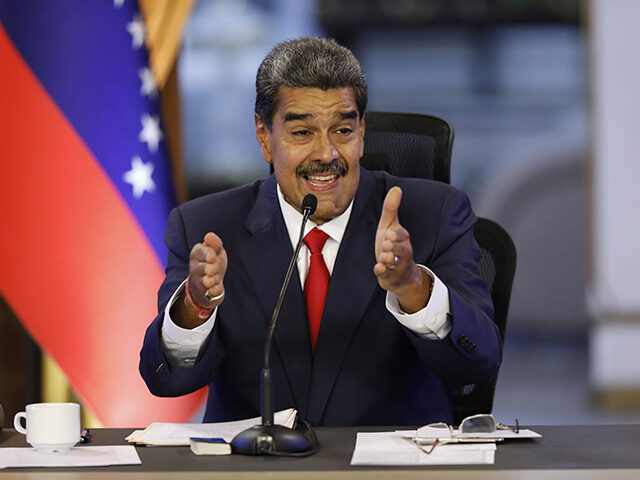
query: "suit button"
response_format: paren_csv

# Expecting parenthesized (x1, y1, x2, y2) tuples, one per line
(457, 336, 475, 352)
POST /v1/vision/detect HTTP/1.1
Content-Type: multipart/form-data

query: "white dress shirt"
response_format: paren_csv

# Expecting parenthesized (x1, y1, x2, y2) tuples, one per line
(161, 185, 452, 367)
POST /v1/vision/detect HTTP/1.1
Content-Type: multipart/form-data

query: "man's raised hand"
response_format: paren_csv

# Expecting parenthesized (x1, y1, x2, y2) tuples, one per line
(374, 187, 432, 313)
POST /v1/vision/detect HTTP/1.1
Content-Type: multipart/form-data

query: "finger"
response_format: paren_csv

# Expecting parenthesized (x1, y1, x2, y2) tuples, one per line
(204, 262, 218, 277)
(202, 249, 217, 264)
(202, 246, 218, 264)
(189, 244, 215, 265)
(373, 262, 389, 277)
(204, 232, 223, 252)
(187, 272, 209, 299)
(194, 255, 225, 278)
(381, 228, 409, 252)
(202, 274, 222, 289)
(189, 263, 213, 286)
(377, 251, 397, 266)
(378, 186, 402, 230)
(203, 282, 224, 298)
(383, 229, 397, 244)
(189, 243, 204, 260)
(377, 236, 412, 265)
(381, 238, 394, 252)
(206, 249, 228, 275)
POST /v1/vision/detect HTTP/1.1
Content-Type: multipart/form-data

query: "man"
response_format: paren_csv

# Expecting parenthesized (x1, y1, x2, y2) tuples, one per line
(140, 38, 501, 426)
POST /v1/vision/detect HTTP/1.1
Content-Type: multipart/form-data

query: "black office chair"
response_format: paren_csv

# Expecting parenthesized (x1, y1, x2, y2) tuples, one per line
(361, 111, 453, 183)
(359, 112, 515, 424)
(450, 218, 516, 425)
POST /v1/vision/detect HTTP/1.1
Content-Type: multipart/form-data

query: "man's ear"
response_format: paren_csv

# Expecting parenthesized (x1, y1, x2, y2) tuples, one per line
(255, 113, 272, 164)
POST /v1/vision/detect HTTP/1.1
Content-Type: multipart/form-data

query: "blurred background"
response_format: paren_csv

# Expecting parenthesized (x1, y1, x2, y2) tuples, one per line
(2, 0, 639, 427)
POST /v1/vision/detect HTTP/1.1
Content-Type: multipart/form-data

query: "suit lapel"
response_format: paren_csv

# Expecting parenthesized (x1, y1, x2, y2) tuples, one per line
(235, 175, 312, 415)
(307, 169, 382, 424)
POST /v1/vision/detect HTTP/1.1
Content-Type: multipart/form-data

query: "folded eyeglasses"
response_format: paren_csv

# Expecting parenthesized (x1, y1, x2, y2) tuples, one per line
(413, 414, 520, 454)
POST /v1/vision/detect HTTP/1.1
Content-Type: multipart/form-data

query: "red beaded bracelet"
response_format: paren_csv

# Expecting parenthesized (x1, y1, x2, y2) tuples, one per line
(184, 276, 214, 319)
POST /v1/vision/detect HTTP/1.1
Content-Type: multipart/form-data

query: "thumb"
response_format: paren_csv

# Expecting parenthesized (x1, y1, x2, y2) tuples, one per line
(204, 232, 223, 251)
(378, 186, 402, 229)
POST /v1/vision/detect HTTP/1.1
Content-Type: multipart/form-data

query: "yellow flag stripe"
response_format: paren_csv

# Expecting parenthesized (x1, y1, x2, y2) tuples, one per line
(140, 0, 195, 88)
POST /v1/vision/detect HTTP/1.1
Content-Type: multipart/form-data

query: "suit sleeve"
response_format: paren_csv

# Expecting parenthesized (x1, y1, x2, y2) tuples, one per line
(139, 207, 225, 397)
(403, 188, 502, 385)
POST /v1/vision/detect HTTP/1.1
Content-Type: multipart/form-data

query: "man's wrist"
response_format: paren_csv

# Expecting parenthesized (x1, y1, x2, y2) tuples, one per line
(184, 275, 215, 319)
(396, 267, 433, 314)
(171, 290, 212, 330)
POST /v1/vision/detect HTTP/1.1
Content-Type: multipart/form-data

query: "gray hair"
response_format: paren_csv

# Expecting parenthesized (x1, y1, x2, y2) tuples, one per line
(255, 37, 368, 129)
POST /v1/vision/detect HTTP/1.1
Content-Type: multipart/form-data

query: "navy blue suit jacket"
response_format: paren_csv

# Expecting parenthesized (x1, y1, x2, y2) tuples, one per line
(140, 168, 501, 426)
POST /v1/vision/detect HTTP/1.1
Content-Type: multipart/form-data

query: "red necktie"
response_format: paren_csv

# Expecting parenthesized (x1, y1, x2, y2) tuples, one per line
(303, 228, 330, 354)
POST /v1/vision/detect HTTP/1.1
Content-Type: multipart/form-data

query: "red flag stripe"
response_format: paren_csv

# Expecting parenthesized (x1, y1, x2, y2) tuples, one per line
(0, 24, 204, 426)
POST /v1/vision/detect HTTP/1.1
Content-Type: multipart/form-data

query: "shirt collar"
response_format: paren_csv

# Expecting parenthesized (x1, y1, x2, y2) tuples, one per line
(277, 183, 353, 247)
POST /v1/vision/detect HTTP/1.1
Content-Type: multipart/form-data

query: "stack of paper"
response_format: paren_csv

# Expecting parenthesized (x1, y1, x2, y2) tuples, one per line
(126, 408, 297, 446)
(350, 432, 497, 466)
(0, 446, 141, 469)
(351, 425, 542, 466)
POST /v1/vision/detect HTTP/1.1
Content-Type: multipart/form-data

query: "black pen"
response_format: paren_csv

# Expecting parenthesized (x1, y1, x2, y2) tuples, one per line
(80, 429, 92, 444)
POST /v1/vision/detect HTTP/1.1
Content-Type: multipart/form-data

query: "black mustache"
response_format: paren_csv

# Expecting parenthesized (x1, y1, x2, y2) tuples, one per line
(296, 160, 348, 177)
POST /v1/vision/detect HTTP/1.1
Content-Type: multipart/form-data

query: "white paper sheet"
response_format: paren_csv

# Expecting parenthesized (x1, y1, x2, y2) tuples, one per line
(125, 430, 145, 442)
(0, 445, 141, 469)
(132, 408, 296, 445)
(350, 432, 496, 466)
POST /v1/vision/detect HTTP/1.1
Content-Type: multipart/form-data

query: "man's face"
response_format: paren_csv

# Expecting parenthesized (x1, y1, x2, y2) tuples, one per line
(256, 86, 365, 225)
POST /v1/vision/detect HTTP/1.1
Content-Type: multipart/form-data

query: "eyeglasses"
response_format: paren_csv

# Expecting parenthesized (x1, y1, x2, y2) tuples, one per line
(413, 414, 519, 454)
(460, 414, 519, 435)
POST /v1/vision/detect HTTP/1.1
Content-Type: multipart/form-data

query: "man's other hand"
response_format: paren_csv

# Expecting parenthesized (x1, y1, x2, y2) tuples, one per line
(171, 232, 228, 329)
(188, 232, 228, 309)
(374, 187, 432, 313)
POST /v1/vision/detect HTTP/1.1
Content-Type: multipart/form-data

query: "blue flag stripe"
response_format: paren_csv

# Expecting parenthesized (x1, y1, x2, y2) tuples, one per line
(0, 0, 175, 265)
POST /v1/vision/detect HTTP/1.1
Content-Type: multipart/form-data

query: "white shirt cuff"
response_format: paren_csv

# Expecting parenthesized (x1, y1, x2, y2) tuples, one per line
(386, 265, 451, 340)
(161, 279, 217, 367)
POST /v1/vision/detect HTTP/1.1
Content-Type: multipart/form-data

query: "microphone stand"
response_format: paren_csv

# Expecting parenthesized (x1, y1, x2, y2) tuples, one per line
(230, 195, 318, 456)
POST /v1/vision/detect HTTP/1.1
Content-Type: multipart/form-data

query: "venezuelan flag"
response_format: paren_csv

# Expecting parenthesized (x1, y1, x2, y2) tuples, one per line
(0, 0, 203, 426)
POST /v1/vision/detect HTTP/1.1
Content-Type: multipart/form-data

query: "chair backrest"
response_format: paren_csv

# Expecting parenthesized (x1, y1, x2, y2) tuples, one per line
(361, 111, 454, 184)
(357, 113, 515, 422)
(450, 217, 516, 425)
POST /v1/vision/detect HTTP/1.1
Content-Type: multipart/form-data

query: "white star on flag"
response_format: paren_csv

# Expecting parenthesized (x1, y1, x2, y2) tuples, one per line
(123, 156, 156, 199)
(114, 0, 125, 7)
(139, 67, 157, 97)
(126, 14, 145, 49)
(138, 113, 164, 152)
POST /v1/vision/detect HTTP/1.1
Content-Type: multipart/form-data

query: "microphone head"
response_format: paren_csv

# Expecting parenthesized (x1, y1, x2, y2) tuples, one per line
(301, 194, 317, 216)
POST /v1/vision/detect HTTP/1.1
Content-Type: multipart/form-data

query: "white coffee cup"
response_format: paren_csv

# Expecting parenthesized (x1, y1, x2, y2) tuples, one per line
(14, 402, 81, 452)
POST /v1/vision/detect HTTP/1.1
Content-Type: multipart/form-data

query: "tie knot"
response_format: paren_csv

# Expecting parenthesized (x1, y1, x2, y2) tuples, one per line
(303, 228, 329, 254)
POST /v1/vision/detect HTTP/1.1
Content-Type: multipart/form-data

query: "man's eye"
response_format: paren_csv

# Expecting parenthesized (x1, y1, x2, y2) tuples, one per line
(336, 128, 353, 134)
(292, 130, 310, 136)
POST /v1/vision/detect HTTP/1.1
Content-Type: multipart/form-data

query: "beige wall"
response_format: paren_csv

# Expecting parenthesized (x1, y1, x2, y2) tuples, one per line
(589, 0, 640, 394)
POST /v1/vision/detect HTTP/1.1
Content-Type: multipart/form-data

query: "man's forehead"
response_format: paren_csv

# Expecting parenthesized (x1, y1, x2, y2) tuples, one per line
(275, 86, 358, 119)
(283, 110, 358, 123)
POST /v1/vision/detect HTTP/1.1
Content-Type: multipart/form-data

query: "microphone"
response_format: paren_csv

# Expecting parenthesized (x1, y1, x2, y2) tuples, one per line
(230, 194, 318, 456)
(301, 193, 317, 217)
